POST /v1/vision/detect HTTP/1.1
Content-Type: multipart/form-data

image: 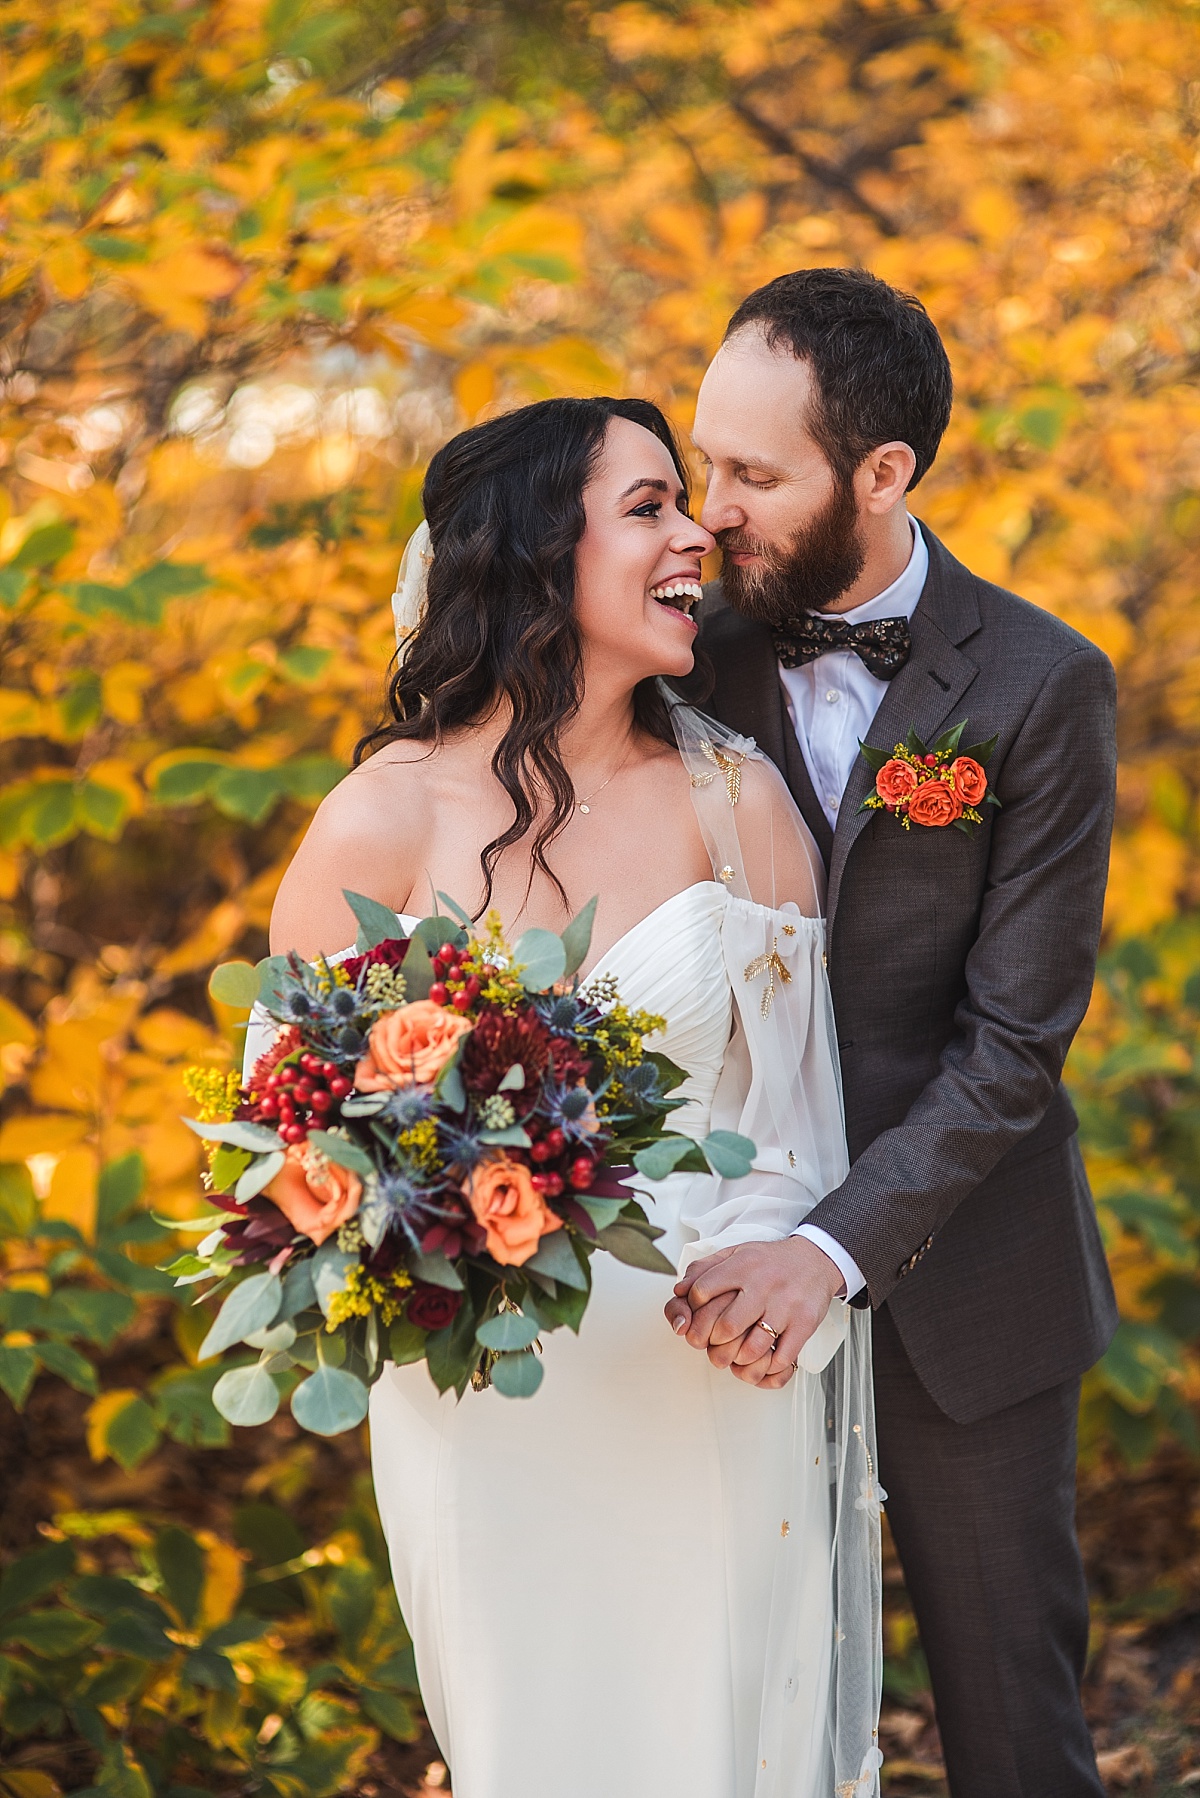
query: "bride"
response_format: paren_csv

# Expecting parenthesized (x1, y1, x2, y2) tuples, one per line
(268, 396, 882, 1797)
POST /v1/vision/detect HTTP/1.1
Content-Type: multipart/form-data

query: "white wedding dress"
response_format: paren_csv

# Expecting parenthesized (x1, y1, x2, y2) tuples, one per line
(366, 710, 883, 1798)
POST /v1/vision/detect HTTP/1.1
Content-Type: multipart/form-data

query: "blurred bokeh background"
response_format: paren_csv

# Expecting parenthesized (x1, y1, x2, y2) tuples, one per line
(2, 1, 1200, 1791)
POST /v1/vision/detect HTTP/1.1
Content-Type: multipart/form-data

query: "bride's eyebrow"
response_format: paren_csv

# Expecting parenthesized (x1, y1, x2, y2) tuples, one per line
(617, 477, 671, 500)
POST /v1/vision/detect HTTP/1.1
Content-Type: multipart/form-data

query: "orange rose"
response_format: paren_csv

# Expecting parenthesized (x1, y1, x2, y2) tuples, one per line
(267, 1143, 362, 1246)
(906, 778, 964, 828)
(950, 756, 988, 806)
(355, 999, 473, 1091)
(875, 758, 919, 808)
(465, 1155, 563, 1267)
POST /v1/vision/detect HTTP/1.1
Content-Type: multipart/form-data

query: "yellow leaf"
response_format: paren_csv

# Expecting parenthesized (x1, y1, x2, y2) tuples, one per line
(158, 900, 246, 977)
(86, 1389, 140, 1463)
(1104, 821, 1187, 939)
(102, 665, 155, 726)
(0, 1114, 89, 1160)
(0, 995, 37, 1049)
(1, 1769, 63, 1798)
(453, 360, 497, 423)
(197, 1533, 245, 1631)
(719, 192, 766, 256)
(45, 1146, 98, 1240)
(43, 239, 91, 302)
(966, 186, 1021, 244)
(0, 689, 48, 741)
(136, 1008, 221, 1061)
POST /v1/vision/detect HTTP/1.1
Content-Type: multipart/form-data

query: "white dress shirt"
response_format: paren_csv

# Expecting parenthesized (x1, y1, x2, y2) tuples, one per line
(787, 517, 928, 1300)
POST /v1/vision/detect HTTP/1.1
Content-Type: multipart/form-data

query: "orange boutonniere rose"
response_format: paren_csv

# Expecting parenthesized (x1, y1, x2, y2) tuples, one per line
(860, 722, 1000, 834)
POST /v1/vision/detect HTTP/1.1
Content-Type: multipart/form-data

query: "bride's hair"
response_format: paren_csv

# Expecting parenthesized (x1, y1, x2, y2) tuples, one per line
(355, 396, 692, 914)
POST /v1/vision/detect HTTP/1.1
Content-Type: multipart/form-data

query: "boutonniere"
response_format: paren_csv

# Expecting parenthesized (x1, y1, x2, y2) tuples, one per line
(858, 721, 1000, 834)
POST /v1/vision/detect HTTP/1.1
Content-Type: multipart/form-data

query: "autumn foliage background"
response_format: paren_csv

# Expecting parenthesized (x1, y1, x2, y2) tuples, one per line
(2, 1, 1200, 1792)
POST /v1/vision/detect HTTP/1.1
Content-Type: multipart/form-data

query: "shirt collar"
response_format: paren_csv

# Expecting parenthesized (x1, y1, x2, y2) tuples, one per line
(812, 515, 927, 627)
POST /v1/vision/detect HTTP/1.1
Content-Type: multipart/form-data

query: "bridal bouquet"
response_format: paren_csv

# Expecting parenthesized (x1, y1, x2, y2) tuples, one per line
(170, 892, 753, 1436)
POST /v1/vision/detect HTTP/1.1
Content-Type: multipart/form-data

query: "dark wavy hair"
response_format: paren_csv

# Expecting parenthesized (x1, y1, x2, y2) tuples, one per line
(354, 396, 691, 915)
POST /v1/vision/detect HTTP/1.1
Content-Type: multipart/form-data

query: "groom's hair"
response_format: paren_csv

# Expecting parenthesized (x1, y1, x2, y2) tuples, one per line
(724, 268, 952, 488)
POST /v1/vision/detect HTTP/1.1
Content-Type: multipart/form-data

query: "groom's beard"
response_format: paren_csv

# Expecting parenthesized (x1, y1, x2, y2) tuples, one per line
(717, 476, 867, 625)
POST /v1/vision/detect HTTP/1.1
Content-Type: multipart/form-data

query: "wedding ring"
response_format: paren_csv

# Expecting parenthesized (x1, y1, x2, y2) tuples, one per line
(757, 1319, 779, 1341)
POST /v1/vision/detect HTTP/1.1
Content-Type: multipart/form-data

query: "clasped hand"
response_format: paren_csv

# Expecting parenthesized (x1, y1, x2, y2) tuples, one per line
(663, 1237, 845, 1390)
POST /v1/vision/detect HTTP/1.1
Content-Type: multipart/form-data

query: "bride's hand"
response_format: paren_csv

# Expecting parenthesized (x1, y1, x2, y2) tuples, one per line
(667, 1239, 845, 1390)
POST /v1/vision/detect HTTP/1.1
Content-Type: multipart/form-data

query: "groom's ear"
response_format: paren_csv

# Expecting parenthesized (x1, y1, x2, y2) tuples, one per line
(860, 440, 917, 511)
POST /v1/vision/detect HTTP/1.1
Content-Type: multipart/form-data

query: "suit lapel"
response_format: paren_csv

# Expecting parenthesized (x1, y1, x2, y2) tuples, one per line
(826, 527, 983, 926)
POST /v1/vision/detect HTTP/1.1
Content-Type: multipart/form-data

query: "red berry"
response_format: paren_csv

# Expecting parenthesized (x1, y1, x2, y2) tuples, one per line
(321, 1062, 337, 1079)
(452, 990, 472, 1012)
(429, 982, 449, 1006)
(265, 1073, 281, 1091)
(293, 1080, 314, 1102)
(924, 754, 937, 767)
(258, 1094, 280, 1118)
(529, 1139, 552, 1163)
(329, 1076, 352, 1098)
(531, 1172, 564, 1197)
(282, 1122, 307, 1144)
(310, 1089, 333, 1113)
(464, 976, 481, 1000)
(569, 1157, 594, 1189)
(439, 943, 457, 964)
(278, 1067, 297, 1087)
(481, 964, 497, 980)
(544, 1128, 565, 1156)
(279, 1097, 295, 1120)
(300, 1052, 319, 1073)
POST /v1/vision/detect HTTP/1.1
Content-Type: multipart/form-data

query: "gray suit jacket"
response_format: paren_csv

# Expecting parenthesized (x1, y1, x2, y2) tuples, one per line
(687, 522, 1119, 1422)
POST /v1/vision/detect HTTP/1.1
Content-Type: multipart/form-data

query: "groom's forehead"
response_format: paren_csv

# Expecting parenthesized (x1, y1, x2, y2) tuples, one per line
(694, 336, 820, 459)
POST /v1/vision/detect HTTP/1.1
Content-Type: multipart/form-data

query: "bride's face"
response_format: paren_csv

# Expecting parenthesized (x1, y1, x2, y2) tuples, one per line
(573, 417, 715, 682)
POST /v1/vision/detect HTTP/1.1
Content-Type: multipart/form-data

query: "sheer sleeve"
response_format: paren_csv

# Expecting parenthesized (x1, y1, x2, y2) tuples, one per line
(661, 687, 884, 1798)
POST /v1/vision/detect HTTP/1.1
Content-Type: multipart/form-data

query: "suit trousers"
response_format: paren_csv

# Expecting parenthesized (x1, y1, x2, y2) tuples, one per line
(872, 1302, 1104, 1798)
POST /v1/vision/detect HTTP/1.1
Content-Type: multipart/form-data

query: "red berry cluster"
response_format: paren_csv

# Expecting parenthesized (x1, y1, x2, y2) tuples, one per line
(526, 1123, 598, 1200)
(249, 1052, 352, 1144)
(428, 941, 487, 1012)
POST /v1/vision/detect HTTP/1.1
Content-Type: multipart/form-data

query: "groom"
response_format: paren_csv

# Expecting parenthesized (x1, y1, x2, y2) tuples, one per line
(666, 268, 1118, 1798)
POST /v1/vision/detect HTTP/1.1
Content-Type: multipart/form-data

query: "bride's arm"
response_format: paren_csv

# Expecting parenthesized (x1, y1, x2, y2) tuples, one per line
(270, 749, 432, 961)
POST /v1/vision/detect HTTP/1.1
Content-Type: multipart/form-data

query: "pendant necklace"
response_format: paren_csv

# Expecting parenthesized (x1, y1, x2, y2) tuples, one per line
(573, 737, 636, 815)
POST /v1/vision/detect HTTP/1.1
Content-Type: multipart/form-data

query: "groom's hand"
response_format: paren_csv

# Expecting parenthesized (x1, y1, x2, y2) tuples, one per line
(667, 1239, 845, 1389)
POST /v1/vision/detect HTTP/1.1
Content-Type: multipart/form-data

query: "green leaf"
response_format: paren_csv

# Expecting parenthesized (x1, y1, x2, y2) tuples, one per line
(0, 1163, 36, 1236)
(560, 895, 598, 977)
(497, 1062, 526, 1093)
(278, 646, 333, 685)
(435, 890, 473, 927)
(408, 1250, 463, 1291)
(577, 1195, 624, 1231)
(278, 1257, 318, 1320)
(290, 1364, 369, 1435)
(477, 1123, 532, 1146)
(931, 720, 967, 756)
(702, 1130, 757, 1179)
(182, 1644, 240, 1693)
(149, 1365, 229, 1449)
(858, 740, 891, 772)
(103, 1395, 162, 1471)
(208, 960, 260, 1008)
(0, 1542, 75, 1618)
(277, 756, 344, 803)
(97, 1152, 145, 1231)
(311, 1242, 357, 1318)
(35, 1340, 98, 1395)
(25, 781, 77, 850)
(327, 1560, 375, 1650)
(256, 952, 292, 1008)
(209, 766, 282, 825)
(343, 889, 402, 952)
(184, 1116, 282, 1152)
(388, 1317, 428, 1365)
(399, 932, 435, 1001)
(91, 1247, 175, 1295)
(0, 568, 30, 607)
(410, 914, 467, 954)
(595, 1222, 675, 1275)
(155, 1526, 205, 1628)
(961, 733, 999, 765)
(491, 1349, 545, 1398)
(1, 1608, 100, 1657)
(10, 522, 75, 569)
(234, 1149, 284, 1201)
(75, 779, 126, 840)
(526, 1230, 588, 1290)
(151, 755, 227, 805)
(77, 1656, 148, 1708)
(513, 927, 566, 992)
(212, 1362, 282, 1427)
(633, 1135, 697, 1181)
(306, 1130, 373, 1176)
(357, 1687, 420, 1742)
(95, 1608, 175, 1661)
(476, 1311, 540, 1352)
(198, 1271, 283, 1359)
(0, 1344, 38, 1408)
(51, 1287, 135, 1347)
(424, 1300, 482, 1395)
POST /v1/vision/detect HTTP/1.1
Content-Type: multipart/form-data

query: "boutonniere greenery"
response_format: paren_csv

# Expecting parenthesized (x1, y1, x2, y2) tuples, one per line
(859, 721, 1000, 835)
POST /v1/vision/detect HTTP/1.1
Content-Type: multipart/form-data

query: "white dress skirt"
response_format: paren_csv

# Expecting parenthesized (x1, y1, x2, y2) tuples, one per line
(368, 883, 880, 1798)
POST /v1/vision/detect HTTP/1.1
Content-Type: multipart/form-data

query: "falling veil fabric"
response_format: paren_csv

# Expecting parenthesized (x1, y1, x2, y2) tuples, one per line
(662, 683, 884, 1798)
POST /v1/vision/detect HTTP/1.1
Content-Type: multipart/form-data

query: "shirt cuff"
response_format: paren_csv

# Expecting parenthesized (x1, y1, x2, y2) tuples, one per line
(794, 1225, 867, 1302)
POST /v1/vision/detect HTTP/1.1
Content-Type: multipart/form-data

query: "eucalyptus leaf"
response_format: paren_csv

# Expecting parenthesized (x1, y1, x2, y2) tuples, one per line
(526, 1231, 588, 1291)
(311, 1242, 357, 1318)
(477, 1124, 532, 1147)
(497, 1063, 526, 1093)
(290, 1364, 370, 1435)
(596, 1222, 676, 1275)
(244, 1318, 296, 1352)
(412, 915, 467, 954)
(476, 1311, 540, 1352)
(234, 1151, 284, 1202)
(560, 895, 599, 978)
(339, 1092, 388, 1117)
(343, 889, 402, 952)
(184, 1117, 282, 1152)
(436, 1049, 466, 1112)
(212, 1363, 281, 1426)
(491, 1350, 545, 1398)
(633, 1135, 697, 1181)
(402, 933, 436, 1002)
(513, 927, 566, 992)
(198, 1272, 283, 1360)
(701, 1130, 757, 1179)
(306, 1130, 373, 1177)
(577, 1195, 625, 1231)
(435, 890, 473, 927)
(208, 960, 260, 1009)
(408, 1250, 463, 1291)
(277, 1257, 317, 1321)
(256, 954, 292, 1007)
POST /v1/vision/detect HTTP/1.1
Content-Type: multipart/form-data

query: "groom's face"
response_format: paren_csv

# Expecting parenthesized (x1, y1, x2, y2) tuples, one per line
(693, 327, 866, 621)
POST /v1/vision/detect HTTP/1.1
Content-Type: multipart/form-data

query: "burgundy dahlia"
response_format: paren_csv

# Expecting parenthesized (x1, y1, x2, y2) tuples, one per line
(461, 1004, 552, 1111)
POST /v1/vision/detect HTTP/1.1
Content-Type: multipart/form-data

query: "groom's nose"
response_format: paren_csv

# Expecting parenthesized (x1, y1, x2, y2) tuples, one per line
(699, 473, 746, 534)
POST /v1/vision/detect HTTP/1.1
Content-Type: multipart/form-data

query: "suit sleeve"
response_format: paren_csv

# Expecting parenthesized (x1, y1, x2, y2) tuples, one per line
(803, 642, 1117, 1306)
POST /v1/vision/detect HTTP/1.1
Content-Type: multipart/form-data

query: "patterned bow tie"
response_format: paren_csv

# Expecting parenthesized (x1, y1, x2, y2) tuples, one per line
(773, 613, 912, 680)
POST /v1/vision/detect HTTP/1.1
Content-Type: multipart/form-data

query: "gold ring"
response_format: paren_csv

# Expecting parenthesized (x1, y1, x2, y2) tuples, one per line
(757, 1319, 779, 1341)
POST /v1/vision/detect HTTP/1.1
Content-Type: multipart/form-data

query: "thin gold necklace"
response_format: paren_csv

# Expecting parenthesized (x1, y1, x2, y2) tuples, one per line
(573, 736, 636, 815)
